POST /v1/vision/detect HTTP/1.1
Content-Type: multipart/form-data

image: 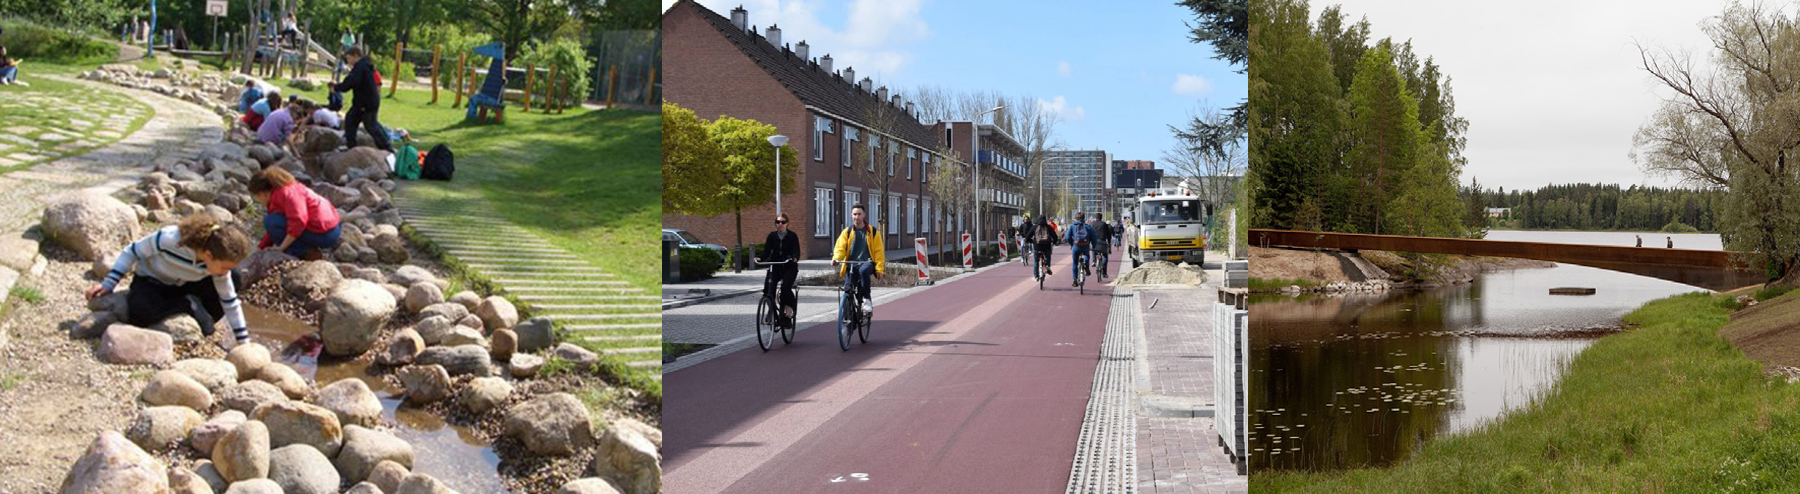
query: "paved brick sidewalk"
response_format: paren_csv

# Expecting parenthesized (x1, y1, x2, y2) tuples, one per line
(1131, 286, 1246, 494)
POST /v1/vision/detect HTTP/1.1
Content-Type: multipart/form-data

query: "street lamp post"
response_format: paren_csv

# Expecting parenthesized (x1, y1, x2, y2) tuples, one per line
(974, 106, 1001, 263)
(767, 134, 789, 214)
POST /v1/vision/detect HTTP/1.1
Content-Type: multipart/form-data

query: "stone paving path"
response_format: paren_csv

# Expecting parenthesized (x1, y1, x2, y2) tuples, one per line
(392, 197, 665, 373)
(1131, 287, 1246, 494)
(0, 77, 154, 171)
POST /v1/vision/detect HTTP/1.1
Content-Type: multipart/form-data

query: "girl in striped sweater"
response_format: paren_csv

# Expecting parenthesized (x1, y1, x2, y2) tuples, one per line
(83, 214, 254, 349)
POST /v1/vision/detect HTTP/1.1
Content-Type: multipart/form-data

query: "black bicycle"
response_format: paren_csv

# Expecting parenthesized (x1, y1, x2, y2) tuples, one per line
(753, 259, 796, 352)
(1034, 248, 1050, 290)
(833, 260, 874, 351)
(1074, 250, 1088, 295)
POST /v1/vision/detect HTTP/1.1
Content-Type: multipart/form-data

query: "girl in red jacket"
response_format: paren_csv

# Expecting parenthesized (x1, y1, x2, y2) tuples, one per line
(249, 167, 342, 259)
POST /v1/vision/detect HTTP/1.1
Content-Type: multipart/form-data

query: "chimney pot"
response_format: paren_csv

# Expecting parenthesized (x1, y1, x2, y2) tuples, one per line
(860, 77, 872, 93)
(796, 41, 809, 61)
(766, 24, 782, 48)
(821, 54, 833, 73)
(878, 86, 888, 101)
(731, 6, 748, 32)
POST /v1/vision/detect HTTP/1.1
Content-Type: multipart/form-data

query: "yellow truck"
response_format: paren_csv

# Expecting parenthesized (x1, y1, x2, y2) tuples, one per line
(1129, 182, 1211, 267)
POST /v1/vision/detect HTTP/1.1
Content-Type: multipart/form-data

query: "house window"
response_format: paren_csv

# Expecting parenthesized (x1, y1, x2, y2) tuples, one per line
(907, 148, 916, 179)
(923, 154, 931, 183)
(815, 188, 833, 237)
(813, 117, 829, 161)
(908, 197, 917, 234)
(868, 195, 881, 232)
(868, 136, 878, 172)
(923, 199, 932, 235)
(842, 128, 855, 168)
(945, 127, 953, 147)
(889, 194, 900, 234)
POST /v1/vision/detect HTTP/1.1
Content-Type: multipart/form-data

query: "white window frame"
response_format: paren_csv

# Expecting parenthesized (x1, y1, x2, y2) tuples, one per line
(815, 188, 833, 237)
(845, 191, 860, 231)
(868, 195, 881, 233)
(842, 128, 855, 168)
(887, 141, 897, 177)
(923, 199, 932, 235)
(813, 116, 828, 162)
(907, 197, 917, 234)
(907, 148, 916, 180)
(889, 194, 901, 234)
(868, 136, 878, 172)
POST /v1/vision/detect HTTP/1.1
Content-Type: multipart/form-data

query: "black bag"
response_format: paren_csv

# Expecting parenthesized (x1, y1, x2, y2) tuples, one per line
(422, 144, 455, 180)
(327, 91, 344, 112)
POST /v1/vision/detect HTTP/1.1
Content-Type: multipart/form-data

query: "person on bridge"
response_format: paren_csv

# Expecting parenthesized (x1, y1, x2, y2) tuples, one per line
(1063, 212, 1098, 287)
(1636, 235, 1643, 247)
(757, 212, 802, 324)
(1668, 237, 1674, 248)
(1032, 215, 1058, 277)
(333, 46, 393, 152)
(832, 204, 884, 316)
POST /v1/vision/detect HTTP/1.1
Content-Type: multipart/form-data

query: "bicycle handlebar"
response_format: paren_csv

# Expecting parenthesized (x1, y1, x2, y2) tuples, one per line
(752, 259, 797, 266)
(832, 260, 874, 265)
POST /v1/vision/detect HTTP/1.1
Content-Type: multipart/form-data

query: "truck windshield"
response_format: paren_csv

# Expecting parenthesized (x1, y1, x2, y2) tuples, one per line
(1143, 200, 1201, 224)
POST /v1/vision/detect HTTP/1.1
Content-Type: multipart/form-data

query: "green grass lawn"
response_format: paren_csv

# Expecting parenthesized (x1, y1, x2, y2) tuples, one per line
(0, 75, 153, 173)
(275, 82, 661, 293)
(1256, 291, 1800, 492)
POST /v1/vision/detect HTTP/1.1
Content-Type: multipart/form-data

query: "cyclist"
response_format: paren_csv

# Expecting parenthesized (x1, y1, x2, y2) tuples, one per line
(832, 204, 884, 316)
(1091, 212, 1115, 277)
(1031, 214, 1059, 278)
(755, 212, 802, 325)
(1063, 212, 1097, 287)
(1019, 215, 1037, 267)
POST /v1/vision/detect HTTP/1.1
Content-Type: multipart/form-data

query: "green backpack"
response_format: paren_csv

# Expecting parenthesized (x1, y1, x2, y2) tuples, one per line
(396, 142, 422, 180)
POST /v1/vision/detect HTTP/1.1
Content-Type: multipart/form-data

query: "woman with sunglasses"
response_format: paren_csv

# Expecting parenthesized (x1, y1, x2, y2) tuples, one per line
(756, 212, 803, 324)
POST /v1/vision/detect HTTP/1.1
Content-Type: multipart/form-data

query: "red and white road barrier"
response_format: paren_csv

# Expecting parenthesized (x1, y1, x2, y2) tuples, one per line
(915, 238, 930, 283)
(961, 233, 973, 269)
(998, 234, 1008, 259)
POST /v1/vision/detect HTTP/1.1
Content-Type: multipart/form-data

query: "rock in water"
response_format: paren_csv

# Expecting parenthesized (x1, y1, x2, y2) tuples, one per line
(316, 378, 384, 427)
(319, 279, 398, 356)
(334, 425, 415, 483)
(267, 444, 340, 494)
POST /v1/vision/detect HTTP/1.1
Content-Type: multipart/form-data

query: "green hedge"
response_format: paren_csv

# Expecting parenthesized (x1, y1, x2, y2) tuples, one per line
(678, 247, 723, 282)
(0, 17, 116, 65)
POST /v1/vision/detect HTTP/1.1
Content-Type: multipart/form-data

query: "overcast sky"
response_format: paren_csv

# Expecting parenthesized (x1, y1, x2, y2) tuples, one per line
(1318, 0, 1735, 192)
(663, 0, 1247, 165)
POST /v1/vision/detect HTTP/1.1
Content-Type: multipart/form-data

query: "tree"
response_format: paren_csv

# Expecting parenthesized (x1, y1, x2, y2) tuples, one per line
(1175, 0, 1249, 148)
(928, 145, 970, 263)
(459, 0, 576, 60)
(707, 116, 800, 254)
(1345, 42, 1424, 235)
(1386, 141, 1465, 238)
(661, 102, 723, 214)
(1164, 107, 1246, 207)
(1246, 0, 1342, 230)
(850, 87, 914, 238)
(1633, 1, 1800, 282)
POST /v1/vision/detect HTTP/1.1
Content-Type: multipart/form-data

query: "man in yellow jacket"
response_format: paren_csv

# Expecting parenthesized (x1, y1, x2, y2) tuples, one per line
(833, 204, 885, 315)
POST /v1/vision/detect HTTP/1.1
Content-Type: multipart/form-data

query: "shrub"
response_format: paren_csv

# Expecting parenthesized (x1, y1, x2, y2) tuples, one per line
(1661, 220, 1699, 234)
(0, 17, 115, 65)
(516, 37, 594, 107)
(678, 247, 723, 282)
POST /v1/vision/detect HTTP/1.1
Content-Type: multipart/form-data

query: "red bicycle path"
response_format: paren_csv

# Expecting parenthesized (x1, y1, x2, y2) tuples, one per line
(664, 250, 1121, 493)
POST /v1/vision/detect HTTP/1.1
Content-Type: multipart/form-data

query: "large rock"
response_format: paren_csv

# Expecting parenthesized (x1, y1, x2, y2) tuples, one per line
(200, 142, 248, 162)
(510, 353, 545, 378)
(456, 314, 484, 330)
(417, 345, 497, 377)
(189, 410, 248, 457)
(475, 296, 518, 331)
(592, 419, 662, 494)
(88, 290, 130, 320)
(172, 358, 239, 393)
(125, 406, 205, 452)
(282, 260, 343, 301)
(227, 343, 273, 381)
(417, 303, 469, 326)
(349, 267, 387, 285)
(346, 482, 384, 494)
(254, 363, 311, 400)
(458, 377, 512, 414)
(441, 327, 488, 348)
(150, 314, 205, 343)
(268, 444, 340, 494)
(372, 230, 408, 264)
(222, 479, 283, 494)
(514, 317, 557, 352)
(334, 425, 415, 483)
(397, 364, 453, 404)
(236, 250, 297, 289)
(326, 147, 389, 182)
(247, 144, 279, 166)
(57, 431, 170, 494)
(403, 283, 444, 314)
(212, 420, 271, 483)
(168, 466, 212, 494)
(447, 291, 481, 311)
(503, 393, 596, 456)
(316, 378, 383, 427)
(367, 460, 410, 493)
(192, 461, 228, 493)
(414, 316, 457, 346)
(394, 472, 457, 494)
(41, 191, 140, 261)
(71, 311, 119, 339)
(99, 324, 175, 366)
(319, 279, 398, 356)
(555, 343, 600, 368)
(252, 401, 344, 457)
(559, 478, 625, 494)
(218, 380, 287, 414)
(378, 327, 426, 366)
(141, 369, 214, 410)
(490, 328, 518, 362)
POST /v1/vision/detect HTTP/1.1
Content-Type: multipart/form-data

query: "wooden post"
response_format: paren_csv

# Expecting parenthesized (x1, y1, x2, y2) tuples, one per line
(429, 45, 441, 104)
(605, 65, 617, 108)
(452, 53, 466, 108)
(645, 66, 657, 106)
(523, 63, 535, 112)
(546, 65, 560, 113)
(388, 40, 402, 98)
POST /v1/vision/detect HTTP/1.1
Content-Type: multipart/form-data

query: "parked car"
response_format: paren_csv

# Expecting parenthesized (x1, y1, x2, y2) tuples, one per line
(664, 229, 729, 256)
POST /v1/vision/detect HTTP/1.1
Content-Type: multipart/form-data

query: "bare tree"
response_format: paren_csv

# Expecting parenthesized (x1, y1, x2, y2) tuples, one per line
(928, 145, 971, 264)
(1163, 107, 1246, 206)
(850, 83, 913, 241)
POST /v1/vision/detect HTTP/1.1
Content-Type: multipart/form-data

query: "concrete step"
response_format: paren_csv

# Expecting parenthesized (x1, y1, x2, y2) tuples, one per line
(546, 313, 663, 321)
(442, 250, 583, 260)
(504, 286, 646, 293)
(465, 264, 612, 274)
(447, 256, 589, 265)
(601, 347, 660, 355)
(576, 334, 662, 343)
(491, 279, 627, 286)
(517, 295, 661, 302)
(564, 323, 663, 332)
(531, 304, 663, 312)
(435, 244, 572, 255)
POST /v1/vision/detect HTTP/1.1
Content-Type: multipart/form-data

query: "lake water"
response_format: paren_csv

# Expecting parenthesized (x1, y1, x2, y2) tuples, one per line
(1248, 230, 1719, 471)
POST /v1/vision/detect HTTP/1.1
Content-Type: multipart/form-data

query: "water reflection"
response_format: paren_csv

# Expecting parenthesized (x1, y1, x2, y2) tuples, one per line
(1251, 259, 1703, 471)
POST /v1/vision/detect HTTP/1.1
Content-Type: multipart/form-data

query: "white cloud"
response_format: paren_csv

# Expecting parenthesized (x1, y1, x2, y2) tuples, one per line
(1038, 96, 1087, 121)
(1058, 61, 1072, 77)
(1172, 74, 1212, 96)
(692, 0, 930, 80)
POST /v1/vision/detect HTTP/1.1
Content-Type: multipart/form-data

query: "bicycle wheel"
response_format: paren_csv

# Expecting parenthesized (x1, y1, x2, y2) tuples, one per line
(756, 296, 775, 352)
(838, 292, 853, 351)
(859, 305, 871, 343)
(780, 307, 795, 344)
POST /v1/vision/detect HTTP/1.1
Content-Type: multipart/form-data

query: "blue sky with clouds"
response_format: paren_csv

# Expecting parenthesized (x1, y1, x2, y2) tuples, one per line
(664, 0, 1245, 164)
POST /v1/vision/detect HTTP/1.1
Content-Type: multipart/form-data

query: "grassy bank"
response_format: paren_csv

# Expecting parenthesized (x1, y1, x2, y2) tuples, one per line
(1256, 291, 1800, 492)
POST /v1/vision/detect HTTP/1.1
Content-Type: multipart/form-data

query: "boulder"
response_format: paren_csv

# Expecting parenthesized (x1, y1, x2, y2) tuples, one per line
(326, 147, 388, 181)
(319, 279, 398, 356)
(200, 142, 248, 162)
(168, 465, 213, 494)
(441, 327, 488, 348)
(252, 401, 344, 458)
(367, 460, 410, 493)
(394, 472, 457, 494)
(404, 283, 444, 314)
(212, 420, 271, 482)
(189, 410, 248, 457)
(417, 303, 469, 326)
(592, 419, 662, 494)
(555, 343, 600, 368)
(125, 406, 205, 452)
(151, 314, 205, 343)
(397, 364, 453, 404)
(92, 252, 117, 278)
(475, 296, 518, 330)
(99, 324, 175, 366)
(316, 378, 384, 428)
(489, 328, 517, 362)
(381, 283, 408, 301)
(417, 345, 497, 377)
(458, 377, 512, 414)
(510, 353, 545, 378)
(559, 478, 625, 494)
(514, 317, 557, 352)
(42, 190, 140, 261)
(503, 393, 596, 456)
(347, 482, 384, 494)
(221, 479, 282, 494)
(254, 362, 311, 400)
(413, 315, 457, 346)
(227, 343, 273, 381)
(71, 310, 119, 339)
(172, 358, 239, 393)
(267, 444, 340, 494)
(282, 260, 343, 301)
(193, 461, 229, 493)
(389, 266, 437, 288)
(236, 250, 297, 289)
(378, 327, 426, 366)
(334, 425, 415, 483)
(456, 314, 484, 330)
(141, 369, 214, 410)
(57, 431, 170, 494)
(247, 144, 278, 166)
(218, 380, 287, 414)
(349, 267, 387, 285)
(371, 230, 408, 264)
(447, 291, 481, 311)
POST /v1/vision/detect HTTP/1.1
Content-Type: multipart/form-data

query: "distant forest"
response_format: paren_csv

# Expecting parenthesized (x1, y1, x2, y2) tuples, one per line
(1468, 183, 1723, 232)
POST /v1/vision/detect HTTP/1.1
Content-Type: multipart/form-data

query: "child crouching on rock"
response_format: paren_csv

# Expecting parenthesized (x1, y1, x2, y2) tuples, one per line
(83, 214, 253, 350)
(250, 166, 341, 260)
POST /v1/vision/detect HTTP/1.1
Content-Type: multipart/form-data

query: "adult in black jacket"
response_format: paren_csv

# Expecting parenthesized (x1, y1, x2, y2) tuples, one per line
(333, 47, 393, 152)
(1018, 217, 1036, 266)
(1031, 215, 1058, 276)
(756, 213, 803, 322)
